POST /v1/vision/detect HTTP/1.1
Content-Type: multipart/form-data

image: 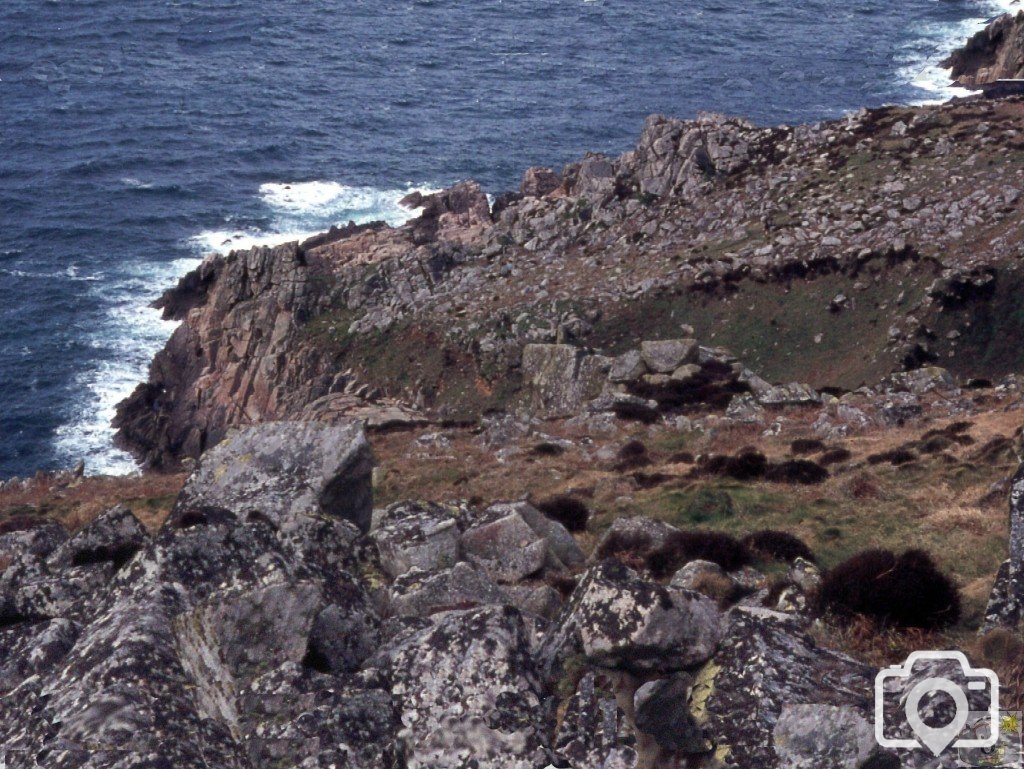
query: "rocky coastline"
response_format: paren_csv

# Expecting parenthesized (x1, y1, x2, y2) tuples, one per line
(3, 15, 1024, 769)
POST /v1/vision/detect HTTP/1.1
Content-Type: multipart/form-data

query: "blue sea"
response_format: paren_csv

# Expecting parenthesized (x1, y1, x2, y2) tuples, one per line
(0, 0, 1013, 479)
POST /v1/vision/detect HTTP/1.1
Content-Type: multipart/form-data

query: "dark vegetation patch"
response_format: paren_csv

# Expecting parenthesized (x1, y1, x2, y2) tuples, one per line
(593, 530, 652, 571)
(697, 452, 827, 484)
(614, 440, 650, 471)
(971, 435, 1015, 464)
(0, 513, 47, 535)
(697, 451, 767, 481)
(631, 472, 673, 489)
(790, 438, 826, 455)
(866, 448, 917, 466)
(917, 435, 954, 454)
(535, 495, 590, 533)
(819, 447, 853, 465)
(816, 548, 960, 629)
(764, 459, 829, 485)
(531, 441, 566, 457)
(741, 530, 816, 563)
(647, 530, 752, 578)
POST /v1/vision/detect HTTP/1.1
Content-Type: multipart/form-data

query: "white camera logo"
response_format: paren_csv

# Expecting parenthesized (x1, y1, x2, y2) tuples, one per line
(875, 651, 1000, 756)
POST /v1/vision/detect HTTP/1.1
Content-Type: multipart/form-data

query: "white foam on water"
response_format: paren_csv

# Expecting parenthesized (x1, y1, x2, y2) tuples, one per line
(54, 181, 434, 475)
(900, 0, 1022, 102)
(190, 181, 437, 256)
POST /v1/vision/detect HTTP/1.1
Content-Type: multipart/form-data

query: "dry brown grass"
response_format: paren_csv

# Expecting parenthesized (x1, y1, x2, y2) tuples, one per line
(0, 472, 186, 533)
(813, 615, 948, 668)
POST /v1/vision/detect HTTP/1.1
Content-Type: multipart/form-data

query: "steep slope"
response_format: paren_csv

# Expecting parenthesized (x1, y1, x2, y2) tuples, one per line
(116, 99, 1024, 469)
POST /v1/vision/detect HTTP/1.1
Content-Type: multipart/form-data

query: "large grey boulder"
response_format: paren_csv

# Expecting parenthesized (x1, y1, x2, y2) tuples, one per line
(238, 663, 401, 769)
(372, 500, 461, 579)
(389, 562, 508, 617)
(0, 509, 142, 626)
(772, 704, 875, 769)
(460, 507, 549, 583)
(555, 670, 637, 768)
(640, 339, 698, 373)
(0, 497, 384, 768)
(495, 500, 585, 570)
(370, 605, 551, 769)
(694, 607, 874, 768)
(520, 344, 610, 417)
(47, 505, 147, 570)
(174, 420, 373, 533)
(541, 560, 723, 678)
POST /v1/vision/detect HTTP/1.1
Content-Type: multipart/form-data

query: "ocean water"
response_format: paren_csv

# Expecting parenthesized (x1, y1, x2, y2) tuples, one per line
(0, 0, 1014, 479)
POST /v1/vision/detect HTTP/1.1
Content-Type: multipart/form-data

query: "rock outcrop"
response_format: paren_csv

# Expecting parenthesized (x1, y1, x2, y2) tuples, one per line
(945, 11, 1024, 88)
(1, 420, 904, 768)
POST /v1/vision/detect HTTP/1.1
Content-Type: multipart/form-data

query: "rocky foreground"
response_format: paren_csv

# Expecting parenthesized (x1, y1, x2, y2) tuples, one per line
(3, 419, 1021, 769)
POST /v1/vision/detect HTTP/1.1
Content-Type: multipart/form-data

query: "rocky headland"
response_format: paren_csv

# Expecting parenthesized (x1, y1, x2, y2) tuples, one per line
(4, 17, 1024, 769)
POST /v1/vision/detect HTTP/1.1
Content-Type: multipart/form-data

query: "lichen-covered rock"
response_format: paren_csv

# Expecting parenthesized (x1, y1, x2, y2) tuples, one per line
(555, 670, 637, 768)
(500, 500, 585, 570)
(521, 344, 610, 418)
(0, 617, 78, 695)
(305, 579, 381, 673)
(640, 339, 699, 374)
(982, 462, 1024, 631)
(47, 504, 147, 570)
(372, 500, 461, 579)
(693, 607, 874, 768)
(541, 560, 723, 678)
(174, 419, 373, 533)
(772, 704, 875, 769)
(238, 662, 401, 769)
(634, 673, 711, 756)
(670, 559, 728, 591)
(389, 562, 508, 617)
(371, 605, 551, 769)
(0, 518, 69, 562)
(505, 583, 564, 622)
(460, 506, 549, 583)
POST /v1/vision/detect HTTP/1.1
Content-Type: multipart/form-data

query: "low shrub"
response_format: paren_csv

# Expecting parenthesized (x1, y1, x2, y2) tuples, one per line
(790, 438, 826, 455)
(698, 451, 767, 481)
(535, 494, 590, 533)
(691, 570, 745, 606)
(742, 529, 816, 563)
(818, 447, 852, 465)
(531, 441, 565, 457)
(631, 472, 672, 489)
(0, 514, 44, 535)
(647, 530, 752, 578)
(594, 529, 652, 571)
(765, 459, 828, 485)
(816, 548, 960, 629)
(615, 440, 650, 470)
(866, 448, 917, 466)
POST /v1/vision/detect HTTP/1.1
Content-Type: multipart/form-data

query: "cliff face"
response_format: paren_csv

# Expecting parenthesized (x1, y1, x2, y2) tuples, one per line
(945, 11, 1024, 87)
(117, 100, 1024, 469)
